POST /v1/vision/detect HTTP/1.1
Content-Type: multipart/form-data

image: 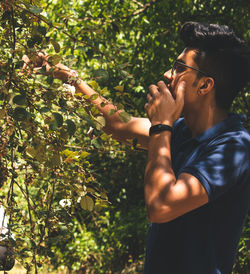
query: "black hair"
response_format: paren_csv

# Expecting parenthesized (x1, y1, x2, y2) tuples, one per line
(179, 22, 250, 110)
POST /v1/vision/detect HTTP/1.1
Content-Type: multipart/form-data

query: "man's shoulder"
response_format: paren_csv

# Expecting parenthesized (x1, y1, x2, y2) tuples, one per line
(210, 114, 250, 148)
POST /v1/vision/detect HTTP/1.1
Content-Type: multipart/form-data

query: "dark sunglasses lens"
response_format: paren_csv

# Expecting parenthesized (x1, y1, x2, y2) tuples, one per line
(171, 62, 176, 74)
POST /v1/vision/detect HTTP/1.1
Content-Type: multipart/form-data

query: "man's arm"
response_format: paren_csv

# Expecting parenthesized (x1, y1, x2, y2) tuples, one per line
(144, 130, 208, 223)
(144, 81, 208, 223)
(22, 54, 151, 149)
(66, 78, 151, 149)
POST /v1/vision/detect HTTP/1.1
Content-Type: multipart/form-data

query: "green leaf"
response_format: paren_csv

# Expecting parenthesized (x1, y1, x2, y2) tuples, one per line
(52, 112, 63, 127)
(119, 111, 131, 123)
(13, 107, 28, 121)
(26, 146, 37, 158)
(90, 94, 99, 100)
(46, 75, 54, 84)
(65, 119, 76, 136)
(80, 195, 94, 211)
(80, 151, 90, 159)
(108, 109, 116, 116)
(48, 55, 61, 66)
(117, 103, 124, 110)
(0, 109, 5, 119)
(94, 116, 106, 130)
(93, 69, 109, 84)
(29, 6, 43, 14)
(32, 34, 43, 45)
(13, 95, 26, 105)
(88, 81, 99, 90)
(114, 85, 124, 92)
(49, 122, 57, 131)
(37, 25, 47, 36)
(95, 199, 109, 210)
(40, 107, 50, 113)
(92, 138, 103, 149)
(91, 105, 99, 115)
(121, 70, 129, 78)
(36, 145, 47, 162)
(49, 153, 61, 167)
(37, 65, 47, 75)
(51, 39, 61, 53)
(100, 102, 107, 108)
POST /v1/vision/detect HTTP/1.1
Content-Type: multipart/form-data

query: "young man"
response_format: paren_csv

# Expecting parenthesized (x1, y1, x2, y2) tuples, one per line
(24, 22, 250, 273)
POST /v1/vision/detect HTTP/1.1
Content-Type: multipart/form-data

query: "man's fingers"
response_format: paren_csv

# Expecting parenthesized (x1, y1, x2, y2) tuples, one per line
(22, 55, 29, 62)
(149, 84, 160, 98)
(157, 80, 167, 91)
(147, 93, 152, 100)
(157, 80, 173, 98)
(37, 52, 48, 66)
(22, 55, 30, 70)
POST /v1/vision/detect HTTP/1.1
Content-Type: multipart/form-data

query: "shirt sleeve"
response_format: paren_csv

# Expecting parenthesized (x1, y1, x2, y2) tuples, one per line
(180, 134, 250, 202)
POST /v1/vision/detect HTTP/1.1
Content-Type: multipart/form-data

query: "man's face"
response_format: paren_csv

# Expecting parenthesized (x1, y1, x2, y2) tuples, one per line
(164, 48, 203, 111)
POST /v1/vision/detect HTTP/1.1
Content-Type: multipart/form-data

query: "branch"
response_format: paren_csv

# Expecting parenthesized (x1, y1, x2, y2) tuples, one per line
(71, 0, 163, 24)
(25, 176, 38, 274)
(125, 0, 161, 18)
(11, 2, 106, 58)
(131, 0, 144, 7)
(38, 178, 56, 249)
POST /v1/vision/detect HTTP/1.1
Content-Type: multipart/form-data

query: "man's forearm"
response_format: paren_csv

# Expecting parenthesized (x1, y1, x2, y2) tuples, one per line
(53, 67, 124, 135)
(53, 68, 150, 148)
(144, 131, 176, 222)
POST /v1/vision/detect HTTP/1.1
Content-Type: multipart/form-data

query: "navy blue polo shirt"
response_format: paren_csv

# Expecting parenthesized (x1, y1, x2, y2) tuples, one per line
(144, 114, 250, 274)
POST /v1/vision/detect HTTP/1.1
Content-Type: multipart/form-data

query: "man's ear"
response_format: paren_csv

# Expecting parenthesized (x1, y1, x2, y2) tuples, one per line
(199, 77, 215, 95)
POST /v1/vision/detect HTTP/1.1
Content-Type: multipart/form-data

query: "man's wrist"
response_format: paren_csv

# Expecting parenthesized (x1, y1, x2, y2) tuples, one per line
(65, 70, 79, 85)
(53, 68, 80, 86)
(52, 68, 71, 82)
(149, 124, 173, 136)
(151, 120, 173, 127)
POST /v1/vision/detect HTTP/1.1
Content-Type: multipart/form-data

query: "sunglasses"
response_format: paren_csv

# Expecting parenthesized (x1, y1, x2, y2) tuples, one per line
(171, 60, 210, 77)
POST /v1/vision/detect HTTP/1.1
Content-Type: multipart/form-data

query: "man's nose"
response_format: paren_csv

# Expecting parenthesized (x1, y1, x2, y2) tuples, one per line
(163, 69, 173, 83)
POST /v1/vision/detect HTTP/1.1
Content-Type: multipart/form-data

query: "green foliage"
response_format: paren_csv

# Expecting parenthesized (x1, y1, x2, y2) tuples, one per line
(0, 0, 249, 273)
(233, 215, 250, 274)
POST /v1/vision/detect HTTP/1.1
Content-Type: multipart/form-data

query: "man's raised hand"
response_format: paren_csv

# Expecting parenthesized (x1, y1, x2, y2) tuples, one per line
(21, 52, 71, 83)
(145, 80, 186, 126)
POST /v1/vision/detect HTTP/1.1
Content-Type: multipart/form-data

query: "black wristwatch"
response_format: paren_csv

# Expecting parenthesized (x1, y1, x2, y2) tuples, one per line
(149, 124, 172, 136)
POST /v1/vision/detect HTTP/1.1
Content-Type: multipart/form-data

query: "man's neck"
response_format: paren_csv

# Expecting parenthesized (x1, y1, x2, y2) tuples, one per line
(184, 105, 228, 137)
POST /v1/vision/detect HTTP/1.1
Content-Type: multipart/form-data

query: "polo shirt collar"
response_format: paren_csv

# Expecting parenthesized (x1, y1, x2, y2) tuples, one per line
(191, 113, 245, 143)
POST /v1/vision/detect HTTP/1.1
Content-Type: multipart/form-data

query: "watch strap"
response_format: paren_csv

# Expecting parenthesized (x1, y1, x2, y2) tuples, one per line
(149, 124, 172, 136)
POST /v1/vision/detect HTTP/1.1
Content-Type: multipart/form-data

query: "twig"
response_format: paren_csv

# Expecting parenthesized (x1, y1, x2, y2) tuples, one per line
(12, 3, 105, 58)
(11, 7, 16, 73)
(6, 146, 15, 232)
(25, 173, 38, 274)
(125, 0, 160, 18)
(131, 0, 144, 7)
(15, 180, 38, 213)
(38, 178, 56, 249)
